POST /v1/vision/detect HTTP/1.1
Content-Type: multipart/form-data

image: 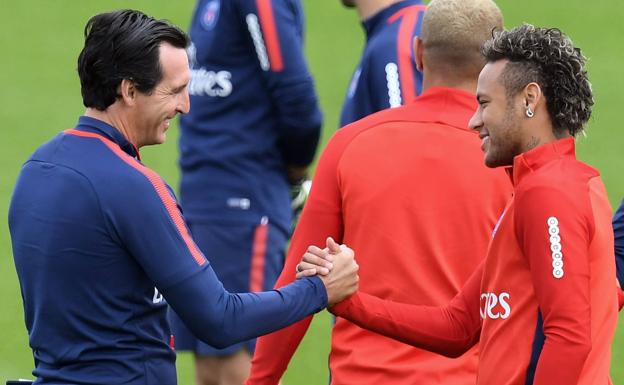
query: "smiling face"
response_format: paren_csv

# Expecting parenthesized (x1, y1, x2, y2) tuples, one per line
(132, 42, 190, 147)
(469, 60, 526, 168)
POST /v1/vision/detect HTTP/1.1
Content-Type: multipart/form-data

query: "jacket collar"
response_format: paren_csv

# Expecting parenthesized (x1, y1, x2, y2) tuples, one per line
(406, 86, 478, 131)
(511, 137, 576, 186)
(362, 0, 423, 37)
(74, 116, 141, 160)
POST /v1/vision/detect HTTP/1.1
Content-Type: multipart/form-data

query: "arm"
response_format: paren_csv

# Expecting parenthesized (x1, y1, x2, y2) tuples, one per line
(163, 268, 326, 348)
(514, 185, 593, 384)
(246, 130, 349, 385)
(613, 200, 624, 308)
(109, 169, 329, 348)
(329, 261, 482, 358)
(239, 0, 322, 168)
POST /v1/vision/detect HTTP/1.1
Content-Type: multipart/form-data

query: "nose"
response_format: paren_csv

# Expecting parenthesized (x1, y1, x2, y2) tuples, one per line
(177, 89, 190, 114)
(468, 108, 482, 132)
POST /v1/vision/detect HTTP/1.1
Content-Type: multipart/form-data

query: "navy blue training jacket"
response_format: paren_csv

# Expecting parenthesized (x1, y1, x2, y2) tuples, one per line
(9, 116, 327, 385)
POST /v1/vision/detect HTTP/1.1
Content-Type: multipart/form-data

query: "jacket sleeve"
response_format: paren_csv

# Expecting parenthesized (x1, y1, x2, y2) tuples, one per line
(246, 128, 351, 385)
(330, 262, 483, 358)
(163, 269, 327, 348)
(237, 0, 322, 167)
(109, 168, 327, 348)
(514, 185, 593, 385)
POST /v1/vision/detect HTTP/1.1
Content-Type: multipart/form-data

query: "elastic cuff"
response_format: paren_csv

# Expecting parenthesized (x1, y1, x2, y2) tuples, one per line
(329, 292, 358, 317)
(306, 275, 328, 311)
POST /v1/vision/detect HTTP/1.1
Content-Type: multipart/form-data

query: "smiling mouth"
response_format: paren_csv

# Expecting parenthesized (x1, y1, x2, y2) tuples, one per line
(480, 133, 490, 151)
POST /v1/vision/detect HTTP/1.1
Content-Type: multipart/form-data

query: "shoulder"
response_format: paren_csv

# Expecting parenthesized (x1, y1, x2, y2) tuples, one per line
(334, 105, 413, 144)
(514, 158, 599, 230)
(518, 157, 598, 199)
(58, 132, 175, 207)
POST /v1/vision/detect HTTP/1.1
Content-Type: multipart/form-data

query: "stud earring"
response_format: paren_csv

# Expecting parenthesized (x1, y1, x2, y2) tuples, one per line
(526, 107, 534, 118)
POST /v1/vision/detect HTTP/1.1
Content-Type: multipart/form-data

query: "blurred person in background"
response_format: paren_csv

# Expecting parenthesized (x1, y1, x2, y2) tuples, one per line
(339, 0, 426, 127)
(167, 0, 323, 384)
(613, 200, 624, 304)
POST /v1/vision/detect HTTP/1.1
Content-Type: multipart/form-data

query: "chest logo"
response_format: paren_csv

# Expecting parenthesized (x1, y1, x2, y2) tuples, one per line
(480, 292, 511, 320)
(547, 216, 564, 279)
(189, 69, 233, 97)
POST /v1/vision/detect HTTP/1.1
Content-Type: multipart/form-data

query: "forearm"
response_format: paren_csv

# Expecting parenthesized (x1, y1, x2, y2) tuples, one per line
(164, 268, 327, 348)
(331, 265, 483, 358)
(276, 78, 322, 166)
(331, 291, 479, 358)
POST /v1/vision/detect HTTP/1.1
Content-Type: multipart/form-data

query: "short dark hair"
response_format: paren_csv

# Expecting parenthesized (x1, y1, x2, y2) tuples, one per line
(77, 9, 189, 110)
(482, 24, 593, 136)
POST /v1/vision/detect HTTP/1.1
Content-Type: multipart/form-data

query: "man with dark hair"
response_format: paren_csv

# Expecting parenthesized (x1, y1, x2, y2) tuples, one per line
(168, 1, 323, 383)
(8, 9, 358, 385)
(339, 0, 426, 127)
(247, 1, 511, 384)
(304, 24, 619, 384)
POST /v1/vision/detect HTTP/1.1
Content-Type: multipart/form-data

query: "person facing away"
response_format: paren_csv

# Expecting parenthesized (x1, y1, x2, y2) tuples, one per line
(339, 0, 426, 127)
(8, 9, 357, 385)
(311, 23, 619, 385)
(167, 1, 323, 384)
(246, 1, 511, 384)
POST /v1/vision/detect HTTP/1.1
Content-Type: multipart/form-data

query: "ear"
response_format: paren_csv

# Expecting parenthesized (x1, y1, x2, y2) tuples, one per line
(523, 82, 542, 113)
(118, 78, 137, 106)
(414, 37, 424, 72)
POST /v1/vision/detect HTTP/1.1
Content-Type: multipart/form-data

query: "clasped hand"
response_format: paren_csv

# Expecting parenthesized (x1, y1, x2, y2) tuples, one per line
(296, 237, 359, 306)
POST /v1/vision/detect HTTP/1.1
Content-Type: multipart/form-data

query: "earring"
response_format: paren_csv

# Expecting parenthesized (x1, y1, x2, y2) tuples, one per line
(526, 107, 534, 118)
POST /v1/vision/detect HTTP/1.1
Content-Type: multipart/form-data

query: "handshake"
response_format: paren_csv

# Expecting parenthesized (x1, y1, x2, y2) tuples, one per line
(296, 237, 359, 306)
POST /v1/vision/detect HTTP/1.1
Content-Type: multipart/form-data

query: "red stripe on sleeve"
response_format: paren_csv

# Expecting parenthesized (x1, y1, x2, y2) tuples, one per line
(389, 5, 426, 104)
(256, 0, 284, 72)
(64, 129, 207, 267)
(250, 218, 269, 292)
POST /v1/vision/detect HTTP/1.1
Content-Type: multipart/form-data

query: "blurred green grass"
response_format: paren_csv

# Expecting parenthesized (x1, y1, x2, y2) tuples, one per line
(0, 1, 622, 383)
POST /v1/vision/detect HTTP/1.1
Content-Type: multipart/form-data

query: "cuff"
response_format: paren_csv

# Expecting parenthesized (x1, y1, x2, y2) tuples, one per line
(306, 275, 328, 311)
(329, 291, 359, 317)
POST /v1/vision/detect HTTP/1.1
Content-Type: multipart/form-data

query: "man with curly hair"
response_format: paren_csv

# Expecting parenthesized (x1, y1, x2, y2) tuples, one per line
(303, 24, 619, 384)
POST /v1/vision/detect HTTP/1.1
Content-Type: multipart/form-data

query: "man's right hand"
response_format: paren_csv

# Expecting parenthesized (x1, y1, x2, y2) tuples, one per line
(298, 237, 358, 306)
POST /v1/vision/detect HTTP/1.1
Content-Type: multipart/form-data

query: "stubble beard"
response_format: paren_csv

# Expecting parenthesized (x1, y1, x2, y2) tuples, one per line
(485, 104, 524, 168)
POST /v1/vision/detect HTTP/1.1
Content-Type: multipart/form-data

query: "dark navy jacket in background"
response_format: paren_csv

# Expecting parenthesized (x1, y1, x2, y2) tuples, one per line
(179, 0, 322, 231)
(614, 200, 624, 286)
(9, 116, 327, 385)
(340, 0, 425, 127)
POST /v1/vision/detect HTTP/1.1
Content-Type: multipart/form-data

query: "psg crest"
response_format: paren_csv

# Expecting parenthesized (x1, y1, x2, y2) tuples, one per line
(201, 0, 220, 30)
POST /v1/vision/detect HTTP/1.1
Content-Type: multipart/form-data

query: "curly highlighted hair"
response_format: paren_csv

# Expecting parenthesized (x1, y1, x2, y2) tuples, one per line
(482, 24, 593, 136)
